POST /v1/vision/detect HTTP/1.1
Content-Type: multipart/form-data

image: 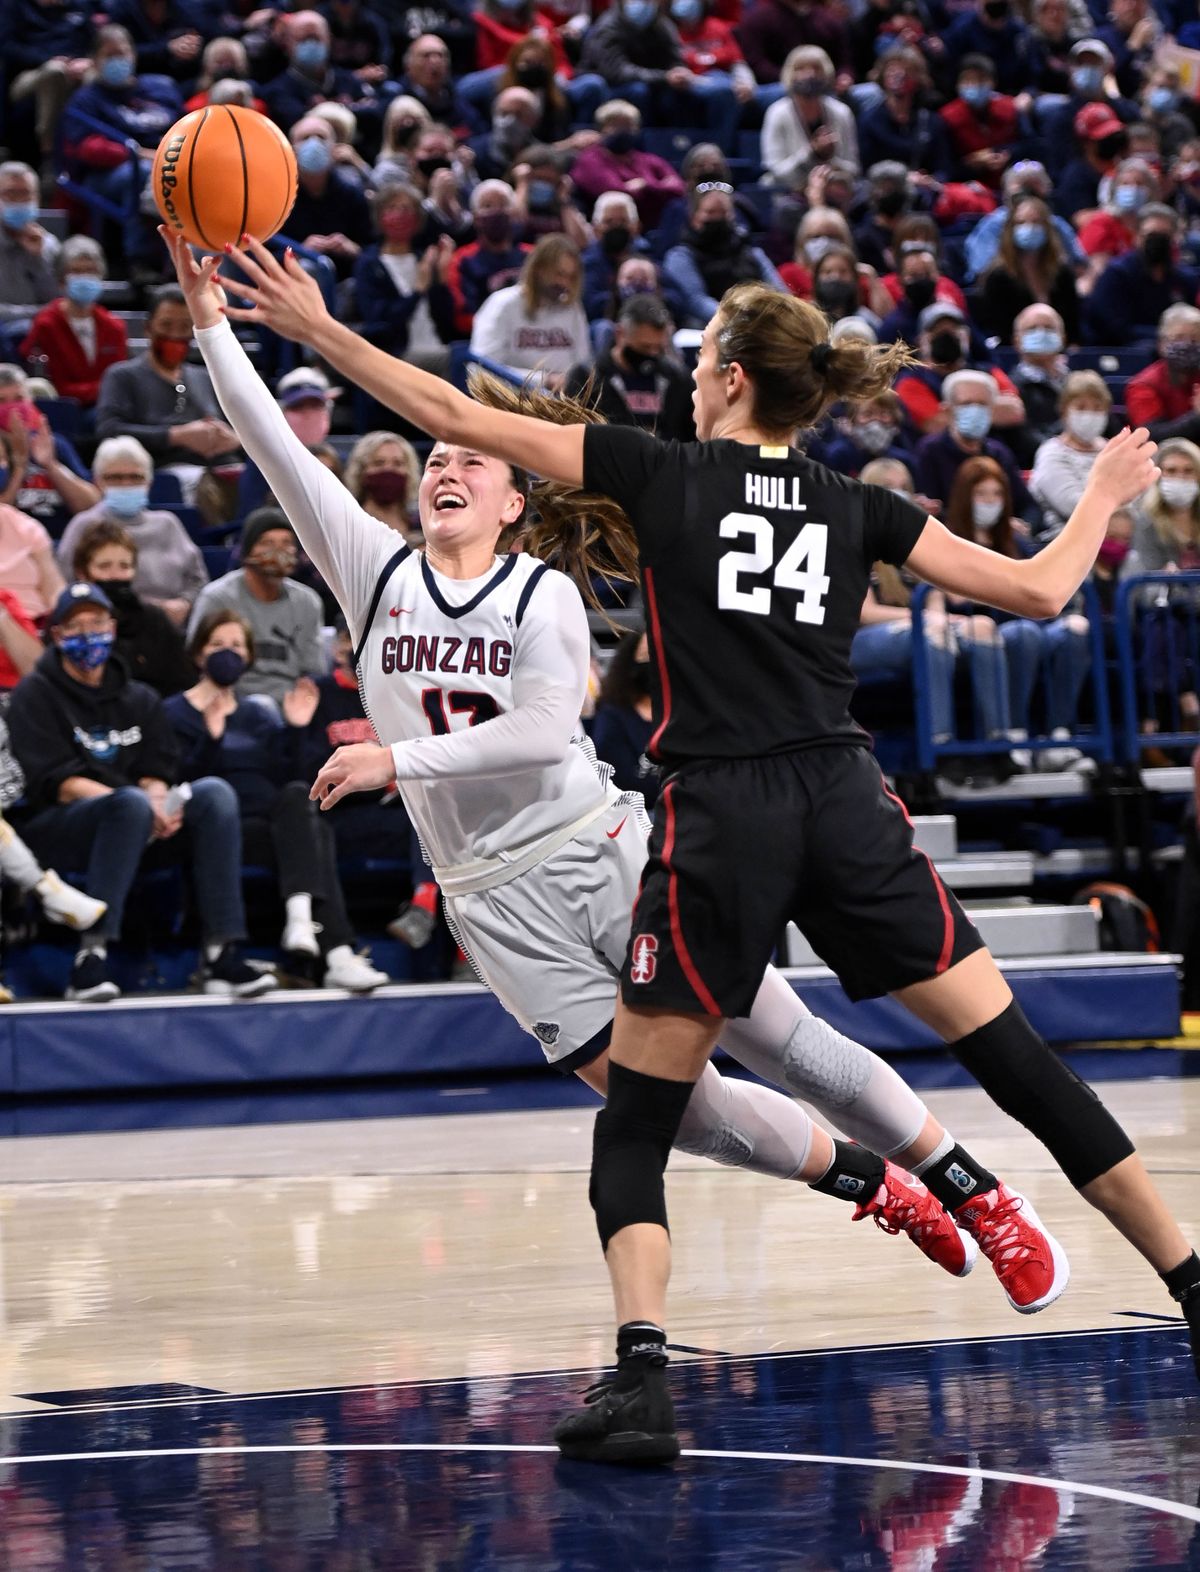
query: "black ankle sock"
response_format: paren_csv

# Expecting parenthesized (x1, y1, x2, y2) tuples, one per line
(919, 1144, 999, 1212)
(616, 1321, 667, 1383)
(1162, 1250, 1200, 1304)
(808, 1139, 886, 1204)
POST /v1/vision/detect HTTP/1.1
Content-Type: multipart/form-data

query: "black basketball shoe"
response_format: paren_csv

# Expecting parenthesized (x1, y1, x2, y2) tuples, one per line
(1179, 1283, 1200, 1380)
(554, 1367, 680, 1465)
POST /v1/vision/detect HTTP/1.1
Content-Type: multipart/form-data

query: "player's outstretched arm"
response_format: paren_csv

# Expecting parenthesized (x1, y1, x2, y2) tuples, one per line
(220, 236, 586, 490)
(906, 427, 1158, 617)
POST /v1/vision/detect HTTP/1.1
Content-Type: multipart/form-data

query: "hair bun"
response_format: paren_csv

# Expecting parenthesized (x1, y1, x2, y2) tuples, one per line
(810, 340, 833, 377)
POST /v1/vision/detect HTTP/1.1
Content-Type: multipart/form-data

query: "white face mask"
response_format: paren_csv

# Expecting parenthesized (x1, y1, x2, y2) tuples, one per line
(1066, 408, 1107, 443)
(1160, 476, 1199, 509)
(804, 235, 838, 264)
(972, 497, 1005, 530)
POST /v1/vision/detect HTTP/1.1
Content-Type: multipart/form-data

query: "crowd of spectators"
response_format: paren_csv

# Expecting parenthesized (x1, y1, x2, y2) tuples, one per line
(1, 0, 1200, 995)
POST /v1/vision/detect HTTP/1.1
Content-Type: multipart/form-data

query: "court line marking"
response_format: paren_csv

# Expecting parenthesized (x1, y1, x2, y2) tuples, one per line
(0, 1443, 1197, 1525)
(7, 1322, 1184, 1419)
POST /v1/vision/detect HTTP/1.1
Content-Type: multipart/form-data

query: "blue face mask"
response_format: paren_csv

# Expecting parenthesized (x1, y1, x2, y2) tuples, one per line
(204, 648, 247, 688)
(960, 83, 991, 109)
(624, 0, 658, 27)
(65, 274, 104, 306)
(1071, 66, 1103, 95)
(105, 484, 149, 518)
(953, 403, 992, 441)
(528, 177, 558, 209)
(59, 630, 114, 670)
(1020, 326, 1062, 354)
(2, 202, 37, 231)
(1114, 184, 1144, 212)
(293, 38, 328, 71)
(1013, 221, 1046, 251)
(99, 56, 134, 87)
(1149, 86, 1176, 114)
(671, 0, 703, 23)
(296, 136, 333, 175)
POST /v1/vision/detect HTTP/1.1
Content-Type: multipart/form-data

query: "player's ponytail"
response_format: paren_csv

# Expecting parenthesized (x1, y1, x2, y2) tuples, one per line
(716, 283, 916, 437)
(468, 368, 641, 613)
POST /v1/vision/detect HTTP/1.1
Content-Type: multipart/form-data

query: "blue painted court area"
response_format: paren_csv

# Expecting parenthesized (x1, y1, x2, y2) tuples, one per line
(5, 1326, 1198, 1569)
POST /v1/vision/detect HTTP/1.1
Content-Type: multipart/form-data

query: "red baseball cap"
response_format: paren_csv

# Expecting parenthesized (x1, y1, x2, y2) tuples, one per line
(1074, 102, 1124, 141)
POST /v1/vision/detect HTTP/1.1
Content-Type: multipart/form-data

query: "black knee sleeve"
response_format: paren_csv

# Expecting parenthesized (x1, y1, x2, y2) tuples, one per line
(590, 1062, 695, 1250)
(951, 1000, 1134, 1188)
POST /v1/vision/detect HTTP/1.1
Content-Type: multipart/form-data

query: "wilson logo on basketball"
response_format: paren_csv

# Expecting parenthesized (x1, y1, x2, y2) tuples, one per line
(158, 133, 187, 230)
(630, 934, 658, 984)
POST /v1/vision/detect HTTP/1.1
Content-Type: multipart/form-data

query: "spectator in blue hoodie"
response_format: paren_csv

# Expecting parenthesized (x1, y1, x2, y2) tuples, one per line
(822, 391, 917, 478)
(943, 0, 1033, 96)
(60, 26, 181, 267)
(9, 0, 97, 175)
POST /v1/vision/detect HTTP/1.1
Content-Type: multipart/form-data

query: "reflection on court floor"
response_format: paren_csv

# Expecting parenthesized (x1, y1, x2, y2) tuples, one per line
(2, 1326, 1198, 1568)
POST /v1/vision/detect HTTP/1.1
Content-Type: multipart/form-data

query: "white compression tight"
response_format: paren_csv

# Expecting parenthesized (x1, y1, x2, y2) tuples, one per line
(664, 967, 929, 1182)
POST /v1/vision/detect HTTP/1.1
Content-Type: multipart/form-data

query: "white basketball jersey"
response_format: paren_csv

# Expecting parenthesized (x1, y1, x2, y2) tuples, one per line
(353, 546, 617, 875)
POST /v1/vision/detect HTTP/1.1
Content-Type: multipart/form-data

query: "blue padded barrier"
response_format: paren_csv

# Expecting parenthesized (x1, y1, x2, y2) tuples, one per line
(1115, 570, 1200, 760)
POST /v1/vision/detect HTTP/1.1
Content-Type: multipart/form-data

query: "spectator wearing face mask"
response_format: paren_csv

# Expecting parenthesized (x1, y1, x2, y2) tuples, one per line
(1091, 506, 1134, 614)
(372, 93, 433, 186)
(570, 101, 686, 231)
(509, 146, 590, 250)
(939, 53, 1022, 190)
(590, 629, 660, 808)
(895, 302, 1025, 437)
(857, 48, 951, 179)
(977, 195, 1081, 347)
(663, 181, 786, 326)
(963, 160, 1087, 283)
(468, 84, 540, 180)
(281, 115, 373, 278)
(73, 519, 193, 695)
(761, 46, 858, 189)
(563, 293, 695, 438)
(235, 365, 341, 524)
(0, 366, 100, 532)
(187, 508, 325, 707)
(1029, 371, 1113, 536)
(943, 0, 1033, 96)
(0, 474, 64, 621)
(260, 10, 381, 135)
(498, 37, 604, 148)
(1076, 155, 1158, 284)
(58, 437, 207, 627)
(166, 609, 389, 992)
(0, 161, 61, 328)
(1138, 69, 1195, 162)
(1009, 303, 1071, 446)
(580, 192, 688, 329)
(344, 432, 422, 542)
(1088, 205, 1199, 346)
(650, 141, 763, 258)
(19, 237, 127, 410)
(914, 369, 1032, 515)
(1125, 304, 1200, 442)
(445, 181, 531, 334)
(1054, 98, 1132, 217)
(8, 581, 276, 1004)
(354, 183, 456, 375)
(469, 233, 591, 386)
(94, 286, 239, 496)
(852, 161, 913, 277)
(184, 37, 267, 113)
(319, 0, 394, 77)
(877, 244, 967, 347)
(822, 391, 915, 478)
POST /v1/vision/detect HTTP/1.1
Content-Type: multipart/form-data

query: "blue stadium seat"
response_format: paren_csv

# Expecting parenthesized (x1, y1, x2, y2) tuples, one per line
(202, 545, 233, 578)
(35, 398, 82, 442)
(642, 128, 698, 165)
(149, 472, 184, 505)
(737, 130, 763, 162)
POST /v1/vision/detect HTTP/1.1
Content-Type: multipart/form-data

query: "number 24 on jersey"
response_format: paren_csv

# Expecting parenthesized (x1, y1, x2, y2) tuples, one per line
(717, 512, 830, 626)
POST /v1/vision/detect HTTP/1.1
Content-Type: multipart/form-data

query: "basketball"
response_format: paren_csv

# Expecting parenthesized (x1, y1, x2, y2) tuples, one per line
(153, 104, 298, 253)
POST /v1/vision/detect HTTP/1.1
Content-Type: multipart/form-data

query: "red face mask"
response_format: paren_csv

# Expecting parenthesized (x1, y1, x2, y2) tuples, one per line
(0, 398, 40, 432)
(152, 335, 191, 370)
(380, 209, 420, 243)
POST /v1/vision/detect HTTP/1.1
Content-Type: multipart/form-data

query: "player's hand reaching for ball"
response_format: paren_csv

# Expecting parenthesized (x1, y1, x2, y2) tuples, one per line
(218, 234, 333, 347)
(310, 742, 397, 810)
(159, 226, 227, 330)
(1088, 426, 1159, 509)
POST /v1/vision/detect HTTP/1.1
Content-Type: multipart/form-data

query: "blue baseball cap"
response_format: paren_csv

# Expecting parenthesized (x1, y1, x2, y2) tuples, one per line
(50, 581, 114, 627)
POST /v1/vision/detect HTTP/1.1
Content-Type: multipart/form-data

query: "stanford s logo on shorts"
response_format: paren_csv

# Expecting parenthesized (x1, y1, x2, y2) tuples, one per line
(630, 934, 659, 983)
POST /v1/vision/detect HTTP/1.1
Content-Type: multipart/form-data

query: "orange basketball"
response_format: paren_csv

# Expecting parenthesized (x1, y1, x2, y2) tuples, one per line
(153, 104, 298, 253)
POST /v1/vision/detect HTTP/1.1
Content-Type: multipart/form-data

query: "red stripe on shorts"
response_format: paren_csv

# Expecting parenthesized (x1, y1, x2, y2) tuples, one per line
(661, 783, 723, 1016)
(879, 770, 955, 975)
(643, 566, 671, 761)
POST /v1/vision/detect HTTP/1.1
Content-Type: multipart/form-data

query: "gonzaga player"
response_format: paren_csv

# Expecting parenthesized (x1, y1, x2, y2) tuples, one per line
(167, 229, 1055, 1300)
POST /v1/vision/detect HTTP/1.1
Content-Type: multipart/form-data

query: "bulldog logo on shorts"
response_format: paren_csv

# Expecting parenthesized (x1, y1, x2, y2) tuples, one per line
(534, 1021, 560, 1047)
(630, 934, 658, 984)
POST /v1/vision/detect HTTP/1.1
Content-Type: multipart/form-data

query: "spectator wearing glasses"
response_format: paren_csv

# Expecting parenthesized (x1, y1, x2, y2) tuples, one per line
(663, 180, 786, 326)
(0, 162, 60, 328)
(1124, 303, 1200, 442)
(20, 237, 127, 409)
(8, 581, 276, 1004)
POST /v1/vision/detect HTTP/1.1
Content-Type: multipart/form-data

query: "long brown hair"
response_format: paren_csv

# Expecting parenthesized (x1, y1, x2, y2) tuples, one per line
(498, 35, 567, 123)
(520, 233, 582, 315)
(715, 283, 915, 438)
(945, 456, 1018, 557)
(991, 195, 1065, 295)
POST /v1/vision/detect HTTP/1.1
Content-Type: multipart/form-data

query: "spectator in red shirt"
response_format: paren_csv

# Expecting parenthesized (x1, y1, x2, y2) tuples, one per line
(20, 238, 127, 410)
(183, 38, 269, 114)
(570, 100, 685, 229)
(877, 216, 969, 314)
(1125, 302, 1200, 442)
(1076, 155, 1158, 285)
(737, 0, 851, 86)
(670, 0, 763, 114)
(445, 180, 532, 333)
(939, 54, 1022, 189)
(0, 586, 43, 689)
(460, 0, 607, 123)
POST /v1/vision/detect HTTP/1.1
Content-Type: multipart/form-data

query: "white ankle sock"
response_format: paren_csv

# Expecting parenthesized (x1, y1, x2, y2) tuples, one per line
(911, 1131, 955, 1176)
(285, 893, 313, 927)
(79, 941, 106, 960)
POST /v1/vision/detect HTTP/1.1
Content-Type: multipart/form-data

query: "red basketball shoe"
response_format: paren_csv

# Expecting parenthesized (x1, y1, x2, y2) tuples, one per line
(954, 1183, 1070, 1314)
(853, 1161, 978, 1278)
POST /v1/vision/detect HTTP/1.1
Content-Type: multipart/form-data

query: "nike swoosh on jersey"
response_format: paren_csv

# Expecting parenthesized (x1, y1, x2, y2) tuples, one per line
(606, 817, 628, 839)
(389, 607, 414, 616)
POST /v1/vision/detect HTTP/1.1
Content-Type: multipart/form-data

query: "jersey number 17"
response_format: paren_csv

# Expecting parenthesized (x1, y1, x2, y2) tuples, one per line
(717, 513, 830, 626)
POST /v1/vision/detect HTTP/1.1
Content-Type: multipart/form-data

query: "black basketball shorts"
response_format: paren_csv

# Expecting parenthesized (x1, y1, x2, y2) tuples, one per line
(619, 742, 984, 1018)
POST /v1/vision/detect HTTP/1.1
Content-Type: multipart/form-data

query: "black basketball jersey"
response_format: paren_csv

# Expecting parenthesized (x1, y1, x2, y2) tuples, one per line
(583, 424, 930, 765)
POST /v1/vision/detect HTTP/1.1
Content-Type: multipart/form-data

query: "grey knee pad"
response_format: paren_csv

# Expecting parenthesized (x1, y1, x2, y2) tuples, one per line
(776, 1015, 926, 1158)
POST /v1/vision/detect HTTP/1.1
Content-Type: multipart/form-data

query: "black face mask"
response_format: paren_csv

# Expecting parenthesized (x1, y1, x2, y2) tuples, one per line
(929, 328, 964, 364)
(624, 350, 661, 378)
(696, 217, 733, 250)
(416, 155, 451, 179)
(1095, 132, 1127, 161)
(983, 0, 1008, 17)
(876, 189, 907, 218)
(601, 224, 632, 257)
(90, 578, 136, 609)
(815, 278, 859, 316)
(515, 62, 551, 87)
(632, 658, 652, 695)
(903, 276, 936, 309)
(1143, 231, 1173, 266)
